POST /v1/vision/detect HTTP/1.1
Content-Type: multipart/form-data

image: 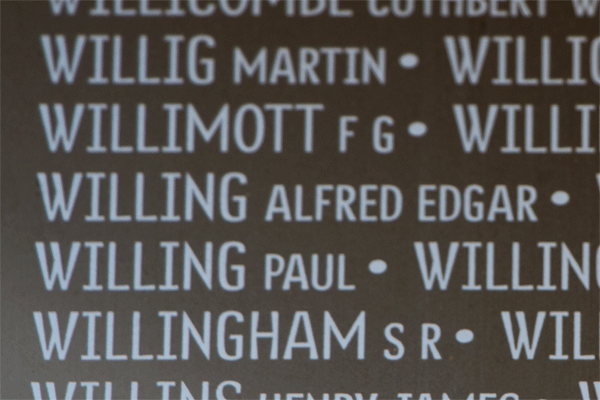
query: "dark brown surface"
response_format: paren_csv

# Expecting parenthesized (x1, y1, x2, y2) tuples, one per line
(2, 1, 598, 399)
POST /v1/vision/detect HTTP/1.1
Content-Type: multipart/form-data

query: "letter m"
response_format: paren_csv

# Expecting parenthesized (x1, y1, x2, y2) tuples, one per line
(40, 34, 86, 83)
(33, 312, 79, 360)
(323, 311, 366, 360)
(233, 47, 267, 84)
